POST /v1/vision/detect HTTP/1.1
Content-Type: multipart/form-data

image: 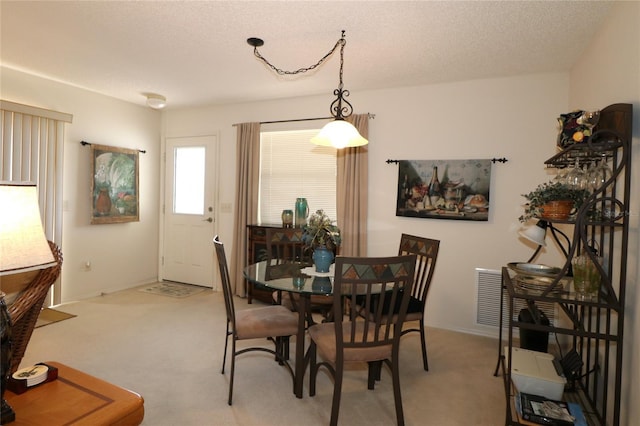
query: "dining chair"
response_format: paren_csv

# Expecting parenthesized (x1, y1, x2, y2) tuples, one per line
(397, 233, 440, 371)
(308, 254, 417, 426)
(213, 235, 298, 405)
(265, 228, 333, 321)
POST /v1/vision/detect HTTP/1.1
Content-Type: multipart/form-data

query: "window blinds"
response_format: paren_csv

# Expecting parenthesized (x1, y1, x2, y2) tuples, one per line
(259, 129, 337, 225)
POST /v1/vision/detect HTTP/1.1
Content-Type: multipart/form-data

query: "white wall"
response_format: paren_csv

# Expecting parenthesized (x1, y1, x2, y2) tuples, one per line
(163, 71, 570, 336)
(569, 3, 640, 425)
(1, 2, 636, 420)
(0, 67, 162, 301)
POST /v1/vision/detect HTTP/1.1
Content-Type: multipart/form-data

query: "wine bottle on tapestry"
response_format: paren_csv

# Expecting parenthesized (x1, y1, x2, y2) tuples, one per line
(428, 166, 442, 206)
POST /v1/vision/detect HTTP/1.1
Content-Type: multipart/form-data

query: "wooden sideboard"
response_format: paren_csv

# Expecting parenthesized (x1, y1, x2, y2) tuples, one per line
(246, 224, 287, 304)
(5, 361, 144, 425)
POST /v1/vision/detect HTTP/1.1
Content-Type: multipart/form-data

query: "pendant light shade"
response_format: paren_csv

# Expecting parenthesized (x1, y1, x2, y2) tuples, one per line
(311, 119, 368, 149)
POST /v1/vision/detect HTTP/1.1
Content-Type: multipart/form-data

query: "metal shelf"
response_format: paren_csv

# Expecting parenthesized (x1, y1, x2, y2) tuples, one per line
(499, 103, 631, 426)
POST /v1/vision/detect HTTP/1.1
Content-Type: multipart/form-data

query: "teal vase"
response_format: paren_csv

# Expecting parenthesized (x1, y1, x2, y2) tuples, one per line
(295, 198, 309, 228)
(313, 246, 334, 273)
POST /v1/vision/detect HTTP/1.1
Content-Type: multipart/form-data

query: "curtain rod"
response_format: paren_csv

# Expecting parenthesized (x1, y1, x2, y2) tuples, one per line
(233, 112, 375, 127)
(80, 140, 147, 154)
(386, 157, 508, 164)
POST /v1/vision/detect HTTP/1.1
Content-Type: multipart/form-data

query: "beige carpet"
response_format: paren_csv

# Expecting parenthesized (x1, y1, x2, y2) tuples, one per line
(138, 281, 207, 298)
(35, 308, 76, 328)
(22, 288, 504, 425)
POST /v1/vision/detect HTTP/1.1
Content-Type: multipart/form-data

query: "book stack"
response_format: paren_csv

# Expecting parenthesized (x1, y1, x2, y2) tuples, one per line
(515, 392, 587, 426)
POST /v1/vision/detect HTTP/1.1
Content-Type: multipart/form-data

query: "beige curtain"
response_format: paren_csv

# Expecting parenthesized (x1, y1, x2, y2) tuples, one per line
(337, 114, 369, 256)
(231, 122, 261, 296)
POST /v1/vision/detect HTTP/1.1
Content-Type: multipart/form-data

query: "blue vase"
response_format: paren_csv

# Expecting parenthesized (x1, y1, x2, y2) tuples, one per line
(312, 277, 332, 293)
(313, 246, 334, 273)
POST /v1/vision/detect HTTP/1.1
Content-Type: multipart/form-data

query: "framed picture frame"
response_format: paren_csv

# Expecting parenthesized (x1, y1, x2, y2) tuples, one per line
(396, 159, 492, 221)
(90, 144, 139, 224)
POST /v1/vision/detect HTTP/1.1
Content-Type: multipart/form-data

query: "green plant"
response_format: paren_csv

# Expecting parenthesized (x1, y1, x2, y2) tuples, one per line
(302, 209, 341, 250)
(519, 181, 590, 222)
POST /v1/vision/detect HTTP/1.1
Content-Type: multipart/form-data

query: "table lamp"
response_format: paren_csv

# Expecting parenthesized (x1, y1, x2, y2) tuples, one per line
(518, 219, 571, 263)
(0, 183, 57, 424)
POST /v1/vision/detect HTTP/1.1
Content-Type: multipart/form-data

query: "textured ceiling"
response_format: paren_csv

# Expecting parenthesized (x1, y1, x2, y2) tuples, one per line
(1, 1, 614, 109)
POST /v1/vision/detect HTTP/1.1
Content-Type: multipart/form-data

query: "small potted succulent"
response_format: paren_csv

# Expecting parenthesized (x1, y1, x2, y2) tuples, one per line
(302, 209, 341, 272)
(519, 181, 590, 222)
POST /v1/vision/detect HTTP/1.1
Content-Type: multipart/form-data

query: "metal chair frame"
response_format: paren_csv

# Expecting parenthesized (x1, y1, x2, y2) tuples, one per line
(214, 236, 297, 405)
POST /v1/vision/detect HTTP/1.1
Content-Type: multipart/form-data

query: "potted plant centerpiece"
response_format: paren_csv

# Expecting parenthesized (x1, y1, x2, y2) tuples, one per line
(519, 181, 590, 222)
(302, 209, 341, 273)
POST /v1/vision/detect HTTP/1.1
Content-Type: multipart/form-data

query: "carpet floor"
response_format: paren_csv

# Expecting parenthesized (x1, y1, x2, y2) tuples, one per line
(21, 287, 505, 425)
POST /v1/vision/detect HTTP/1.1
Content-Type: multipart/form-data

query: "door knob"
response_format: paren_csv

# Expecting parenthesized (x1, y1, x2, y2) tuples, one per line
(203, 217, 213, 223)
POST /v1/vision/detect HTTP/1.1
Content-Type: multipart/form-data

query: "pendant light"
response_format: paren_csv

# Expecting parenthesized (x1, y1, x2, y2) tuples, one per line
(248, 31, 368, 149)
(310, 32, 367, 148)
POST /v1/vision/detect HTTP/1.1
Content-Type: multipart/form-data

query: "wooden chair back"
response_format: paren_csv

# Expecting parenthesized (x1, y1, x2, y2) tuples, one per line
(398, 234, 439, 308)
(265, 228, 308, 281)
(333, 255, 416, 351)
(265, 228, 308, 265)
(213, 236, 236, 332)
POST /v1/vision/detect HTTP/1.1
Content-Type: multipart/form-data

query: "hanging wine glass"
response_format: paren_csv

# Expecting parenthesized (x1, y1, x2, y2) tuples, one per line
(553, 167, 569, 184)
(587, 158, 613, 192)
(565, 158, 588, 190)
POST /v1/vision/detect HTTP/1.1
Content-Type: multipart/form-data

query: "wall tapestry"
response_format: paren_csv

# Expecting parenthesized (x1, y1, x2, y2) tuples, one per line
(91, 144, 139, 224)
(396, 159, 492, 221)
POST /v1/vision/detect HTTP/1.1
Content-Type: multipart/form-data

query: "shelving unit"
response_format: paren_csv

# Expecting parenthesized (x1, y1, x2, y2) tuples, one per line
(501, 103, 632, 426)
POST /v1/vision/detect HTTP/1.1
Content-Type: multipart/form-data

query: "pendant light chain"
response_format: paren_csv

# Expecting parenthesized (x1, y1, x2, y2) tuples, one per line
(248, 30, 367, 147)
(252, 31, 346, 77)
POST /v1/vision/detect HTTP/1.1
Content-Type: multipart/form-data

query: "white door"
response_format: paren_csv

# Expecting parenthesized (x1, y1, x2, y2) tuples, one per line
(162, 135, 218, 288)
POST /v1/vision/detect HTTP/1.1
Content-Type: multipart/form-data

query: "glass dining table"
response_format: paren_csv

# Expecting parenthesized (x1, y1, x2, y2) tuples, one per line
(243, 260, 334, 399)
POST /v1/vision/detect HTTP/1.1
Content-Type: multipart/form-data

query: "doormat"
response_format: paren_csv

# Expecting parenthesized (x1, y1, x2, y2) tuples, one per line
(138, 282, 206, 298)
(35, 308, 77, 328)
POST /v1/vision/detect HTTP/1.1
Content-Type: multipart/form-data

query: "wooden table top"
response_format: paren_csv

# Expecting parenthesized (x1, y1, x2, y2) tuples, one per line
(5, 361, 144, 425)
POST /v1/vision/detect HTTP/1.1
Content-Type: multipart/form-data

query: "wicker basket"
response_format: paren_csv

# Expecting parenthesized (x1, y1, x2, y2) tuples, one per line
(540, 200, 574, 220)
(7, 241, 62, 374)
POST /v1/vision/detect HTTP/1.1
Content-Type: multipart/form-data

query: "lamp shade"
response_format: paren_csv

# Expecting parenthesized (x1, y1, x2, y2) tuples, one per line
(518, 220, 548, 247)
(311, 119, 368, 149)
(0, 183, 55, 276)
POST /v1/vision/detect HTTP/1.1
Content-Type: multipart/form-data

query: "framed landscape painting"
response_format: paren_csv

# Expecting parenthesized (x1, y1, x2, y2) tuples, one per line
(396, 159, 492, 221)
(90, 144, 139, 224)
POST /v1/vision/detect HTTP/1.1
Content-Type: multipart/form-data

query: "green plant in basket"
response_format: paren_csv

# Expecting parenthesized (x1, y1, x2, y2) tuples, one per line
(519, 181, 590, 223)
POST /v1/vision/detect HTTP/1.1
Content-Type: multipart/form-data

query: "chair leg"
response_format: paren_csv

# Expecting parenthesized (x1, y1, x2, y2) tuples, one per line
(284, 336, 290, 360)
(391, 350, 405, 426)
(329, 363, 344, 426)
(221, 321, 230, 374)
(367, 361, 382, 389)
(228, 338, 237, 405)
(274, 337, 283, 364)
(367, 362, 376, 389)
(309, 342, 317, 396)
(420, 320, 429, 371)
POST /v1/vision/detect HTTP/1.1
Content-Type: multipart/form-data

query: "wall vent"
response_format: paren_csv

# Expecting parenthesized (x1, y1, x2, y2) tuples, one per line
(476, 268, 556, 328)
